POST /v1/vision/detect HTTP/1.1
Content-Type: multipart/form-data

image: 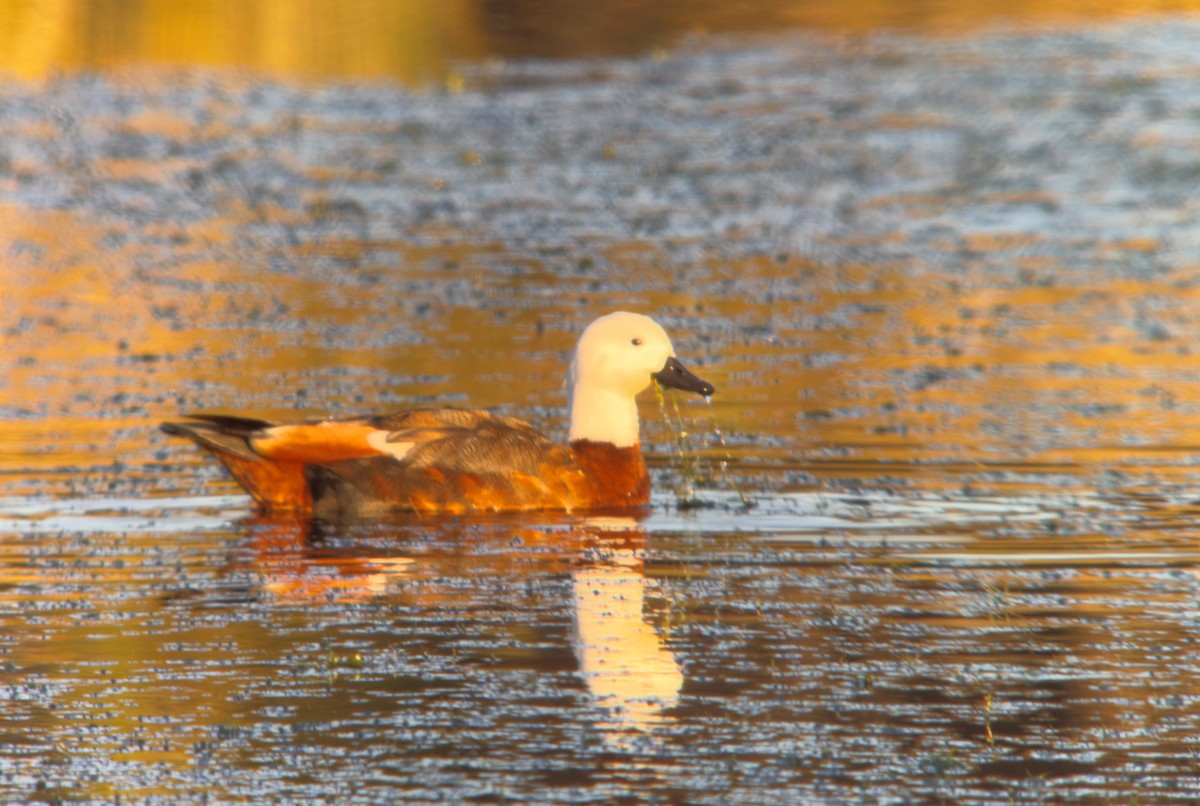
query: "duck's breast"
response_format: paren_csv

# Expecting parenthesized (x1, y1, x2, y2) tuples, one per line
(569, 439, 651, 509)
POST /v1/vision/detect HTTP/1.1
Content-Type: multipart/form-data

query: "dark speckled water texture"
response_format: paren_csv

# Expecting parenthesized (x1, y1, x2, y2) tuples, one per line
(8, 17, 1200, 803)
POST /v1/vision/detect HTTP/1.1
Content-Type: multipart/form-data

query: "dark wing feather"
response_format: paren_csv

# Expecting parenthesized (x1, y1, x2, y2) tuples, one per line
(306, 408, 581, 517)
(369, 408, 555, 475)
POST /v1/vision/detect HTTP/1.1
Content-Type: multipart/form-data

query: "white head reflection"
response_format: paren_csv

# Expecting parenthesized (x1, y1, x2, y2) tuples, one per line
(571, 516, 683, 742)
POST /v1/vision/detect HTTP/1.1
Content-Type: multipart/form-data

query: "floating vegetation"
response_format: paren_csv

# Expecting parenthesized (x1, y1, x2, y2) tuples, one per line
(652, 379, 752, 511)
(652, 377, 701, 507)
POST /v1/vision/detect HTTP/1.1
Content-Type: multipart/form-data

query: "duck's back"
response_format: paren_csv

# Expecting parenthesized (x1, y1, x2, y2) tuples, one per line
(308, 408, 595, 518)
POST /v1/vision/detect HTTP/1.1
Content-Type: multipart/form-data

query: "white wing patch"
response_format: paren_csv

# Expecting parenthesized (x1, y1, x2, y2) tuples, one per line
(367, 430, 414, 461)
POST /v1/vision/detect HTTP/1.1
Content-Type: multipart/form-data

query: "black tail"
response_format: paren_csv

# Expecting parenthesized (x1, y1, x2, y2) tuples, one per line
(160, 417, 264, 463)
(180, 413, 275, 434)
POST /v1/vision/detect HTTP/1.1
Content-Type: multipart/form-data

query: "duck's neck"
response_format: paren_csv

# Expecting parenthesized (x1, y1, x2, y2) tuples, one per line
(568, 385, 640, 448)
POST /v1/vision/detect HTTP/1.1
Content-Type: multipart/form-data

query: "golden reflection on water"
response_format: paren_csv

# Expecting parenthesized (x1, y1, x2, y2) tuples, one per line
(0, 515, 685, 794)
(6, 193, 1200, 487)
(0, 0, 487, 84)
(5, 489, 1200, 798)
(3, 0, 1200, 83)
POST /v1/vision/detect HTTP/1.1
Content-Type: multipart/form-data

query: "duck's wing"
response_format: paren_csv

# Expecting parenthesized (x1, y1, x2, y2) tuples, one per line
(166, 408, 560, 474)
(308, 409, 585, 516)
(163, 408, 581, 515)
(368, 408, 559, 475)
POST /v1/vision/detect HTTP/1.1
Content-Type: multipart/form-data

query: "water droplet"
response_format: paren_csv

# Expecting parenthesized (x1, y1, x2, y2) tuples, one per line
(703, 395, 752, 509)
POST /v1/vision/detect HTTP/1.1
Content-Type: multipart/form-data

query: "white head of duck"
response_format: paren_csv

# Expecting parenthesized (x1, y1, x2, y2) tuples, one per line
(568, 311, 714, 448)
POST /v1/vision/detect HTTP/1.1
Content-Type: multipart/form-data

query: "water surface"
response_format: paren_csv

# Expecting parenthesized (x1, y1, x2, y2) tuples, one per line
(5, 15, 1200, 803)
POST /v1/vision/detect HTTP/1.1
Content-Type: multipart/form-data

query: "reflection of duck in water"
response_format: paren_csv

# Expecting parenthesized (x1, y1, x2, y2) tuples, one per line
(242, 514, 683, 741)
(572, 518, 683, 739)
(162, 312, 713, 519)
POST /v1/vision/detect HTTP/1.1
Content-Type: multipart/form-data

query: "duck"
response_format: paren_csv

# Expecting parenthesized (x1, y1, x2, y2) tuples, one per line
(161, 312, 715, 518)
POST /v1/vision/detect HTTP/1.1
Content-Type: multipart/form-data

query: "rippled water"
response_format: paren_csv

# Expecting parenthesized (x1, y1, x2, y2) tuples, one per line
(7, 16, 1200, 803)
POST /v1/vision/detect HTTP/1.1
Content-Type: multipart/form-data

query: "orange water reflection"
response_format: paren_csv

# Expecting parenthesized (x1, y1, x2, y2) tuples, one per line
(6, 194, 1200, 490)
(3, 0, 1200, 83)
(0, 512, 687, 795)
(7, 493, 1200, 800)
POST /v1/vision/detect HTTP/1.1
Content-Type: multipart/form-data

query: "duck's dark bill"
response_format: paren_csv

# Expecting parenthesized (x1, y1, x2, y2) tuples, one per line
(654, 357, 715, 396)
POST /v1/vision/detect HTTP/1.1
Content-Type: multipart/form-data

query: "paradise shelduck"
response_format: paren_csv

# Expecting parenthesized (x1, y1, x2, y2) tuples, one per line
(161, 312, 715, 518)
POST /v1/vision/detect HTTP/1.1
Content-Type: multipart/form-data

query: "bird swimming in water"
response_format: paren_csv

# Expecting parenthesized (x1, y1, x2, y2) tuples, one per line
(161, 312, 715, 519)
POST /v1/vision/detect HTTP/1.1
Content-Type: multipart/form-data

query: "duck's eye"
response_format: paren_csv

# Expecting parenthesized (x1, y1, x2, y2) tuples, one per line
(631, 338, 643, 346)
